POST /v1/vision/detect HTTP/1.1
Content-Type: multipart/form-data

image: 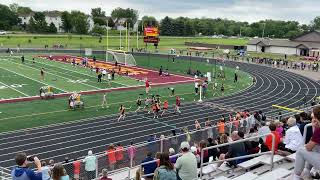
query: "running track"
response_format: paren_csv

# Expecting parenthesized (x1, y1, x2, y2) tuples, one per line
(0, 58, 320, 169)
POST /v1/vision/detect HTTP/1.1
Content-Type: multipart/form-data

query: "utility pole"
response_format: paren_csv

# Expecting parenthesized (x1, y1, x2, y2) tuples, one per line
(262, 23, 266, 38)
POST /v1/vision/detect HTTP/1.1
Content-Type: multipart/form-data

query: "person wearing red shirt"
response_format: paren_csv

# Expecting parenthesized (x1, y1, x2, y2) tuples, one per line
(161, 100, 169, 116)
(175, 96, 181, 114)
(265, 123, 281, 153)
(106, 144, 117, 171)
(115, 143, 124, 169)
(145, 79, 150, 95)
(73, 158, 81, 180)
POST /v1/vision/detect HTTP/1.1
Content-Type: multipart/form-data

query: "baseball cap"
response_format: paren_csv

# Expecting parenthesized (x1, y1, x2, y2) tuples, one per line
(191, 146, 197, 153)
(180, 141, 190, 150)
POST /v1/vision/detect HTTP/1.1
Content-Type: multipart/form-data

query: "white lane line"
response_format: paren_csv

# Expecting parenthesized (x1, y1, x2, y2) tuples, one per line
(0, 66, 67, 92)
(1, 58, 102, 90)
(0, 81, 29, 97)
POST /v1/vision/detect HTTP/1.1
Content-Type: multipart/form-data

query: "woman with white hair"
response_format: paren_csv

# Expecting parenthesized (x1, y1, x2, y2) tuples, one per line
(83, 150, 97, 180)
(280, 117, 303, 155)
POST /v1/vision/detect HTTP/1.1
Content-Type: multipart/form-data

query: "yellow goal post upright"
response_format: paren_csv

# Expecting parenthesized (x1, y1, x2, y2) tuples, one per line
(105, 49, 137, 66)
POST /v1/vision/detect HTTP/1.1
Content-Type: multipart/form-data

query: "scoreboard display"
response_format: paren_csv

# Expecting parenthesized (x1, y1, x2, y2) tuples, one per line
(144, 27, 159, 45)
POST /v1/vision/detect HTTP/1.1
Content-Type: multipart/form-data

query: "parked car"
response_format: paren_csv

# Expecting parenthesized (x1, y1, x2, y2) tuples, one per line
(0, 30, 7, 35)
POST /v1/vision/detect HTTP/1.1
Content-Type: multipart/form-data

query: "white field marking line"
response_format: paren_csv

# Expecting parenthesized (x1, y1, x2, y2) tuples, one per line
(0, 66, 67, 93)
(1, 58, 102, 90)
(0, 99, 227, 144)
(0, 81, 29, 97)
(30, 58, 131, 88)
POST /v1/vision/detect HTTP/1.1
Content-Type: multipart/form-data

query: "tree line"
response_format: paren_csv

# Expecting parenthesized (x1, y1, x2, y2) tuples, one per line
(1, 3, 320, 38)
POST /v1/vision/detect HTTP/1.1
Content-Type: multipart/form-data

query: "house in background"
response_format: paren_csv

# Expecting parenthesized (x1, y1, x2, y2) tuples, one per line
(247, 30, 320, 56)
(18, 11, 94, 33)
(44, 11, 63, 32)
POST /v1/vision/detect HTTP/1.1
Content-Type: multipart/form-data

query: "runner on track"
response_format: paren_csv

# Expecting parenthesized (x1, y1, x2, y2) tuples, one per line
(117, 104, 131, 122)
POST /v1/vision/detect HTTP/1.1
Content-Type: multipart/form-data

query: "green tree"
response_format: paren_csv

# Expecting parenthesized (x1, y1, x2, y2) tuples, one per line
(311, 16, 320, 30)
(70, 11, 88, 34)
(160, 16, 173, 36)
(33, 12, 48, 33)
(61, 11, 72, 33)
(107, 18, 115, 28)
(91, 7, 107, 26)
(92, 25, 105, 35)
(48, 22, 57, 33)
(0, 4, 20, 30)
(27, 17, 36, 33)
(17, 6, 32, 15)
(111, 7, 138, 24)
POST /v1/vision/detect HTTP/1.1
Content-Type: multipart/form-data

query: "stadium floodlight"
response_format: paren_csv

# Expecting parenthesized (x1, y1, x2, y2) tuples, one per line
(106, 50, 137, 66)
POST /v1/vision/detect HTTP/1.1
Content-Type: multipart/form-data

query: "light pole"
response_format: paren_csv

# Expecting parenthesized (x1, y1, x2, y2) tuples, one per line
(262, 23, 266, 38)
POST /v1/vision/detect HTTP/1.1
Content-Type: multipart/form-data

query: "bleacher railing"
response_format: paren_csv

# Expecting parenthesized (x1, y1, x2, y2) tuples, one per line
(200, 133, 275, 179)
(0, 166, 11, 180)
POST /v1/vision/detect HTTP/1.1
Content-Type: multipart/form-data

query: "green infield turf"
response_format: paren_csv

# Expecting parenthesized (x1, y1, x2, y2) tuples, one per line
(0, 54, 252, 132)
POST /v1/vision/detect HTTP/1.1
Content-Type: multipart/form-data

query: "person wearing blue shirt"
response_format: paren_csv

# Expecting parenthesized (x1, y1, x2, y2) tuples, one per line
(141, 152, 157, 180)
(11, 152, 42, 180)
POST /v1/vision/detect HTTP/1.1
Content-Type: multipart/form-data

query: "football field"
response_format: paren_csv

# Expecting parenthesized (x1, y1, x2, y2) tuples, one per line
(0, 55, 143, 99)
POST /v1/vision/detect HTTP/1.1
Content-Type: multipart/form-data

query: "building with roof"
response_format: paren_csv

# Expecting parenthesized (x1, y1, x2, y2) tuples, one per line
(18, 11, 94, 33)
(247, 31, 320, 57)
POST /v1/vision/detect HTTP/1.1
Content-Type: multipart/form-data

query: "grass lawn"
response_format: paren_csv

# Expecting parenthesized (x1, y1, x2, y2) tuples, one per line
(0, 54, 252, 132)
(0, 34, 248, 51)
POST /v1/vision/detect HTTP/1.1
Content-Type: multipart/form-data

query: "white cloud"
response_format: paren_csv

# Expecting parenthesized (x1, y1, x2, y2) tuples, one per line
(0, 0, 318, 24)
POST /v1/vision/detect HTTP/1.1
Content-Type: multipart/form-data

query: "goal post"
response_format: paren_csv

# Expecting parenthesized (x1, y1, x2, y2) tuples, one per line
(106, 50, 137, 66)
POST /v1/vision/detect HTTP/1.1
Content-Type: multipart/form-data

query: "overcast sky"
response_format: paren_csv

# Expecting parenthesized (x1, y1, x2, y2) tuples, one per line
(1, 0, 319, 24)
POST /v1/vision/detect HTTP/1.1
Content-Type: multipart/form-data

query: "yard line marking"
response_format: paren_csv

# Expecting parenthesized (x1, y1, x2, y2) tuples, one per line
(32, 58, 131, 87)
(0, 81, 29, 97)
(0, 66, 67, 93)
(1, 58, 102, 90)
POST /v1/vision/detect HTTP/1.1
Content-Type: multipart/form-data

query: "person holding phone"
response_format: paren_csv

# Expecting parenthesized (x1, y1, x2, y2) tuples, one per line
(11, 152, 42, 180)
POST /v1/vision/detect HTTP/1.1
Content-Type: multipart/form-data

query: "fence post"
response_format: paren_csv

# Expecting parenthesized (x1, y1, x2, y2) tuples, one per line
(160, 138, 163, 153)
(95, 156, 99, 179)
(270, 133, 275, 171)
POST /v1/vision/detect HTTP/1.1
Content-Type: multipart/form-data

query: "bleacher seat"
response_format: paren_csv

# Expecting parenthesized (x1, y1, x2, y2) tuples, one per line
(259, 154, 284, 165)
(233, 172, 258, 180)
(286, 153, 296, 161)
(254, 168, 291, 180)
(213, 176, 230, 180)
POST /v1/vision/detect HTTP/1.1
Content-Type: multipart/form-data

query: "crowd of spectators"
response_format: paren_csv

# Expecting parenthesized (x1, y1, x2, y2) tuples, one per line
(10, 106, 320, 180)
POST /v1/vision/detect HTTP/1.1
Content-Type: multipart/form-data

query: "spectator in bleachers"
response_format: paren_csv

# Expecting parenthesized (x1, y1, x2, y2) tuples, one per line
(52, 164, 69, 180)
(218, 131, 246, 168)
(63, 157, 73, 179)
(153, 153, 177, 180)
(83, 150, 97, 180)
(275, 120, 284, 137)
(140, 152, 157, 180)
(175, 142, 197, 180)
(128, 141, 137, 166)
(72, 158, 80, 180)
(247, 128, 260, 154)
(298, 112, 313, 144)
(196, 140, 209, 168)
(217, 119, 225, 135)
(293, 106, 320, 180)
(207, 138, 218, 161)
(258, 122, 271, 142)
(116, 143, 124, 169)
(238, 131, 252, 154)
(11, 152, 42, 180)
(168, 148, 177, 164)
(99, 169, 112, 180)
(41, 161, 51, 180)
(217, 134, 229, 156)
(264, 123, 281, 153)
(107, 144, 117, 171)
(279, 117, 303, 155)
